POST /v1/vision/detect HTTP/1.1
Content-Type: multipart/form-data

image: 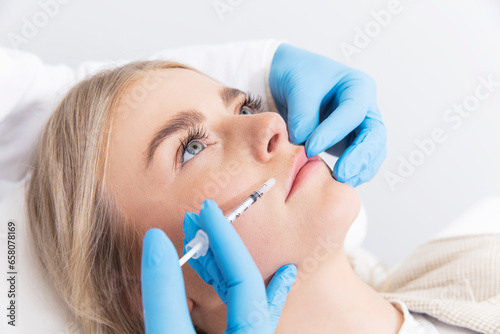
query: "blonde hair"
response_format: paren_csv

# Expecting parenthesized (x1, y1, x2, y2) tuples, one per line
(26, 60, 194, 333)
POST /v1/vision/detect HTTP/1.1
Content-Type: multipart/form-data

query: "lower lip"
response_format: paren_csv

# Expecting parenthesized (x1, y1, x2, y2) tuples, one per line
(286, 159, 323, 202)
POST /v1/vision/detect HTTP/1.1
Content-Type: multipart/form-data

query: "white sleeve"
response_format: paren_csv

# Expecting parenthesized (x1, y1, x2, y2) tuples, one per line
(0, 40, 284, 185)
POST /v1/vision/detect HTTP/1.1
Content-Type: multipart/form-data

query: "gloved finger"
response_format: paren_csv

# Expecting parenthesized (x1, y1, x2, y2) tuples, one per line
(285, 89, 324, 145)
(182, 212, 227, 302)
(198, 199, 269, 332)
(266, 264, 297, 333)
(333, 117, 387, 187)
(141, 228, 196, 334)
(305, 76, 374, 157)
(182, 213, 213, 285)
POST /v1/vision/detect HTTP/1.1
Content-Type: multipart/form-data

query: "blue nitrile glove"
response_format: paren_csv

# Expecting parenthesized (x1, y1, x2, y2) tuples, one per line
(141, 200, 297, 334)
(183, 199, 297, 333)
(269, 43, 387, 187)
(141, 228, 195, 334)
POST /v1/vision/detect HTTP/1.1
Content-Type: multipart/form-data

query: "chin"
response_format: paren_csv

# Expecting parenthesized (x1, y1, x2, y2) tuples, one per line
(299, 166, 361, 256)
(327, 174, 360, 220)
(259, 163, 361, 281)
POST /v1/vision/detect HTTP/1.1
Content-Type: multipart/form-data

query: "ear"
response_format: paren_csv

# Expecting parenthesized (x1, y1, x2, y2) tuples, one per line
(187, 297, 194, 312)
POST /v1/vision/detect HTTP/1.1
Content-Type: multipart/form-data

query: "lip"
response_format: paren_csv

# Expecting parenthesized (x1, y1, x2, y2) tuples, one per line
(285, 148, 321, 203)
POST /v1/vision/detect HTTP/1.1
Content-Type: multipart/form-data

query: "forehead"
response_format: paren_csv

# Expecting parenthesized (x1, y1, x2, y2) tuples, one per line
(114, 68, 223, 130)
(133, 68, 223, 106)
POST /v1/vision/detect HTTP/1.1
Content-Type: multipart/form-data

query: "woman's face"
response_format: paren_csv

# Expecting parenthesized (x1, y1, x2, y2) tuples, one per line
(105, 67, 360, 297)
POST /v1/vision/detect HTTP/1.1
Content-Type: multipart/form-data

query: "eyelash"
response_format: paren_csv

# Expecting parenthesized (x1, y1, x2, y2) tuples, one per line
(178, 94, 264, 165)
(241, 93, 264, 114)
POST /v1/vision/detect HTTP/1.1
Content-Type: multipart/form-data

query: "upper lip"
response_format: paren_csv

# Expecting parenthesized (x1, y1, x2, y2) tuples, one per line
(285, 147, 310, 201)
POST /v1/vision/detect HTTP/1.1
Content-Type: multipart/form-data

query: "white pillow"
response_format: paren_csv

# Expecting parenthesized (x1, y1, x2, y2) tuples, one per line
(0, 181, 80, 334)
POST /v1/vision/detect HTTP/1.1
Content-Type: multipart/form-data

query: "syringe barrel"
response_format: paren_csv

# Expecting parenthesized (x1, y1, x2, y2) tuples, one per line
(225, 195, 256, 223)
(179, 178, 275, 266)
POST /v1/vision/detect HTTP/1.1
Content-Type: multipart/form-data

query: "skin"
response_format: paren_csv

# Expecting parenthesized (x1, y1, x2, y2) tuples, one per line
(104, 68, 402, 333)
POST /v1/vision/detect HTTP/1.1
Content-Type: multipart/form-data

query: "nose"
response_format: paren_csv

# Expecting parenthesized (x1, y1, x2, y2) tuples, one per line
(249, 112, 288, 163)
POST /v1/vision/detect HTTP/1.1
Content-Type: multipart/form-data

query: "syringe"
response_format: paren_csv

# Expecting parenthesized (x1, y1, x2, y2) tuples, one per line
(179, 177, 276, 266)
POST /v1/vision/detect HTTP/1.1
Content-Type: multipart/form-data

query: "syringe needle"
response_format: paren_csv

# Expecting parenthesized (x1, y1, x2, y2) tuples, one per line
(178, 178, 276, 266)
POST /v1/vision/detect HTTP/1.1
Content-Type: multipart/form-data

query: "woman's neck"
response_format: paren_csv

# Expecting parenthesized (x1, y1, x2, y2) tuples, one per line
(276, 250, 403, 334)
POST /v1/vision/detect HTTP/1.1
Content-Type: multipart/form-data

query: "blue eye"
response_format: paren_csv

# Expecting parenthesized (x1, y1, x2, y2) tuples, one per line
(181, 140, 206, 164)
(240, 105, 254, 115)
(179, 126, 209, 165)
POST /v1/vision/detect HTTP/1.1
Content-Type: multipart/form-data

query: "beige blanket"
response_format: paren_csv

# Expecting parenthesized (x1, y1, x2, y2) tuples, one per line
(379, 234, 500, 334)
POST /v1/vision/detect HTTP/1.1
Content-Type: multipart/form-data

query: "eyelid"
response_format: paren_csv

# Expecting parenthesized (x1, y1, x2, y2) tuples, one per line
(176, 125, 211, 169)
(235, 93, 263, 115)
(235, 94, 247, 115)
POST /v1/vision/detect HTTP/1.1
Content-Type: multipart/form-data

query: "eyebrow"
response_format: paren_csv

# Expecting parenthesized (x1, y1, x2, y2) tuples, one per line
(220, 86, 244, 108)
(144, 87, 245, 168)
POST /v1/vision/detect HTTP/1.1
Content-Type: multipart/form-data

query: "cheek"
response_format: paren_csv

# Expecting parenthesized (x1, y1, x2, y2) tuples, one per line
(170, 165, 266, 255)
(231, 174, 361, 281)
(229, 201, 293, 282)
(233, 224, 279, 281)
(175, 161, 251, 216)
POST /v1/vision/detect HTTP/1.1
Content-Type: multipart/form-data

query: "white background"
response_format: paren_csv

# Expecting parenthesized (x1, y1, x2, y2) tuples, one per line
(1, 0, 499, 266)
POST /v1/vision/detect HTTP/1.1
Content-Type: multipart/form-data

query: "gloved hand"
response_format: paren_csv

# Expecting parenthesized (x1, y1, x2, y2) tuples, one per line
(141, 199, 297, 334)
(269, 43, 387, 187)
(183, 199, 297, 333)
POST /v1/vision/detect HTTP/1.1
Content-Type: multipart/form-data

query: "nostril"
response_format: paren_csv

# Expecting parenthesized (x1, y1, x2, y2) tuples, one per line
(268, 133, 279, 153)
